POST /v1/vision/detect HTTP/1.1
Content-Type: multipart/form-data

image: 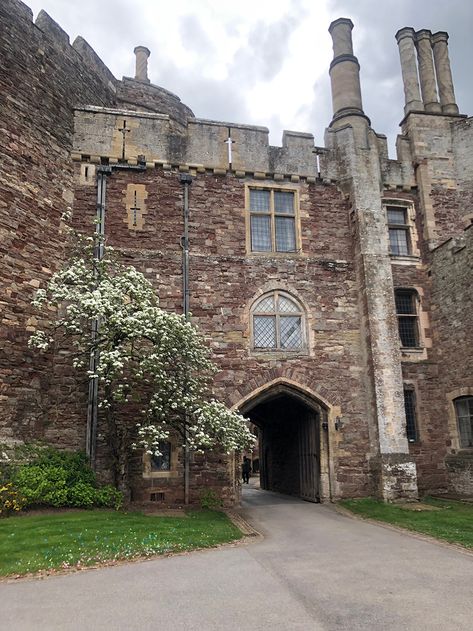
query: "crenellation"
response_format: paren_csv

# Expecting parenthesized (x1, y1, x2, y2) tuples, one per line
(34, 9, 70, 47)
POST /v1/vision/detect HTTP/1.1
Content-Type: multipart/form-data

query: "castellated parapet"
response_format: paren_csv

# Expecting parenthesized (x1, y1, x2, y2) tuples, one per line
(1, 0, 473, 505)
(74, 107, 318, 177)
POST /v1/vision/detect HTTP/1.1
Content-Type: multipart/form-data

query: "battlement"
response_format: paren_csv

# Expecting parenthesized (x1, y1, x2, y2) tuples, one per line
(74, 106, 318, 177)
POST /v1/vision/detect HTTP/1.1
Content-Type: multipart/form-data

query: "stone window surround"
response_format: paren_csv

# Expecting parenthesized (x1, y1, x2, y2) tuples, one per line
(245, 182, 302, 256)
(142, 441, 180, 479)
(446, 387, 473, 453)
(248, 287, 310, 358)
(383, 198, 420, 264)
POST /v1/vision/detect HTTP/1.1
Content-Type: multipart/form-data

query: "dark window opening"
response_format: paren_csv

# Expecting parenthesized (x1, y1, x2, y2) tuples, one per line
(404, 389, 418, 442)
(150, 491, 165, 502)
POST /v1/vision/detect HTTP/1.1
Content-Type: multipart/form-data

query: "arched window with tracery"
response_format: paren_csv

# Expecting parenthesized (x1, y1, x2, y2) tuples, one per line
(251, 291, 305, 351)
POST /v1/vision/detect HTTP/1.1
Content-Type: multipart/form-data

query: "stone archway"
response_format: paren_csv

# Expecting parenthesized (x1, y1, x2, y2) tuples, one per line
(237, 381, 330, 502)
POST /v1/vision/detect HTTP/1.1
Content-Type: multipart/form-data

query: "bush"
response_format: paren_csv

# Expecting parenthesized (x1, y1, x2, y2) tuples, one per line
(68, 481, 97, 508)
(0, 482, 25, 517)
(15, 465, 69, 507)
(30, 449, 95, 486)
(199, 489, 223, 510)
(95, 485, 124, 510)
(10, 447, 124, 512)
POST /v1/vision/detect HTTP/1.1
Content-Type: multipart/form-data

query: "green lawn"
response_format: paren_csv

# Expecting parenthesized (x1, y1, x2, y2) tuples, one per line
(0, 509, 242, 577)
(340, 497, 473, 549)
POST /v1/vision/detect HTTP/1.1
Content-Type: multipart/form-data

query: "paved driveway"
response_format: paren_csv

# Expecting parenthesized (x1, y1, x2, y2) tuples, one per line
(2, 487, 472, 630)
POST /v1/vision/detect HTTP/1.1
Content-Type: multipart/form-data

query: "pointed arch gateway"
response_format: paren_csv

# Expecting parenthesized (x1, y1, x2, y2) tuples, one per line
(235, 380, 331, 502)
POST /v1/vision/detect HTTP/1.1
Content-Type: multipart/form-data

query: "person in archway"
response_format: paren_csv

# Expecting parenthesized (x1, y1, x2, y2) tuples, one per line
(242, 457, 251, 484)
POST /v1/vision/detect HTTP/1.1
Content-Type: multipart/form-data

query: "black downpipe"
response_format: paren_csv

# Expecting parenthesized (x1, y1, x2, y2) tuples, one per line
(86, 167, 109, 465)
(86, 161, 146, 467)
(180, 173, 193, 504)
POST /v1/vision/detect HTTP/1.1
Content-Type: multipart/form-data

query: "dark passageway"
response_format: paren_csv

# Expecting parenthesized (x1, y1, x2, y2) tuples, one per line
(243, 389, 320, 502)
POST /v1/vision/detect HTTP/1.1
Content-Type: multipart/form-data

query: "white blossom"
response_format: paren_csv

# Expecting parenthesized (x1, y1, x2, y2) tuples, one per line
(30, 225, 255, 460)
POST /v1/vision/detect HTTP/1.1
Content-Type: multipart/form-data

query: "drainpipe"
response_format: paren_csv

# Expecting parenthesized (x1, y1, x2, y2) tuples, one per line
(180, 173, 193, 504)
(86, 166, 110, 466)
(86, 160, 146, 467)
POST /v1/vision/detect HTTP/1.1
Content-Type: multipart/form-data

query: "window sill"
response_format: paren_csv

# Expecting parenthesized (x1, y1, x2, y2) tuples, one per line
(142, 470, 180, 479)
(246, 251, 303, 258)
(251, 349, 309, 359)
(390, 254, 421, 265)
(400, 346, 424, 353)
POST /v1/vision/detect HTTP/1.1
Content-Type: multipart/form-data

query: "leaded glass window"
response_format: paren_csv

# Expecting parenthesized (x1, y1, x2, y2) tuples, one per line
(387, 206, 411, 256)
(454, 397, 473, 448)
(252, 291, 304, 351)
(395, 289, 419, 348)
(151, 441, 171, 471)
(249, 188, 297, 253)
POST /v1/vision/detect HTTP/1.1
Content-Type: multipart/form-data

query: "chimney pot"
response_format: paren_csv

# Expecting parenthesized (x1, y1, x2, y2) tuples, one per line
(134, 46, 150, 82)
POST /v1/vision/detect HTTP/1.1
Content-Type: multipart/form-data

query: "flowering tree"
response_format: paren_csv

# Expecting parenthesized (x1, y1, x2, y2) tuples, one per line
(29, 223, 254, 490)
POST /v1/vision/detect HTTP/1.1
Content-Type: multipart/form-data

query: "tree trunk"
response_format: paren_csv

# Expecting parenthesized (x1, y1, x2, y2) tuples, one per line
(104, 384, 131, 501)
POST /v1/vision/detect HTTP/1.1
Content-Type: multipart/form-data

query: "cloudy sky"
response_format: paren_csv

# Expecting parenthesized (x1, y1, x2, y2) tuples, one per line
(25, 0, 473, 156)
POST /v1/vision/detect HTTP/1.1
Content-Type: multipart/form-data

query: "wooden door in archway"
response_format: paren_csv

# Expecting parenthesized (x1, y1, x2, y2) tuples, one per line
(299, 413, 319, 502)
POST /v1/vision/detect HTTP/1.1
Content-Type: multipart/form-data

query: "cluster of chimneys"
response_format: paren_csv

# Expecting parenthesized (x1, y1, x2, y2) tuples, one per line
(132, 18, 459, 124)
(396, 27, 458, 115)
(326, 18, 459, 129)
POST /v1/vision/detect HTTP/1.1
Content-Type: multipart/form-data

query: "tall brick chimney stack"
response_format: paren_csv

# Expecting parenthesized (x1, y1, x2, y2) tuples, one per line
(328, 18, 369, 129)
(134, 46, 150, 82)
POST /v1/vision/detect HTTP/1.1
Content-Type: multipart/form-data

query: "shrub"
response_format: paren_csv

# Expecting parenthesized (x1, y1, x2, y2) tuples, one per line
(11, 447, 124, 512)
(14, 465, 69, 507)
(95, 485, 124, 510)
(199, 489, 223, 510)
(0, 482, 25, 516)
(30, 449, 95, 486)
(68, 481, 97, 508)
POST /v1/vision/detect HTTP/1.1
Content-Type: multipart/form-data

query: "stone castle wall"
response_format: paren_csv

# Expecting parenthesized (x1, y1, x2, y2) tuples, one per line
(0, 0, 116, 443)
(430, 225, 473, 495)
(72, 163, 378, 501)
(1, 1, 472, 503)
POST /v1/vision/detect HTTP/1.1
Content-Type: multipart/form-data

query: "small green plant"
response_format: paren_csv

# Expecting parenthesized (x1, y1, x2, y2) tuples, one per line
(0, 482, 25, 517)
(199, 489, 223, 510)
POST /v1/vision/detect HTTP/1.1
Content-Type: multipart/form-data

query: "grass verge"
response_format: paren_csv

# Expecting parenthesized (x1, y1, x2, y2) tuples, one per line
(340, 497, 473, 549)
(0, 509, 242, 577)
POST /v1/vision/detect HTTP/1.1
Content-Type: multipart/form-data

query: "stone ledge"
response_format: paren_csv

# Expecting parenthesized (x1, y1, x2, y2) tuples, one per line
(74, 155, 336, 184)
